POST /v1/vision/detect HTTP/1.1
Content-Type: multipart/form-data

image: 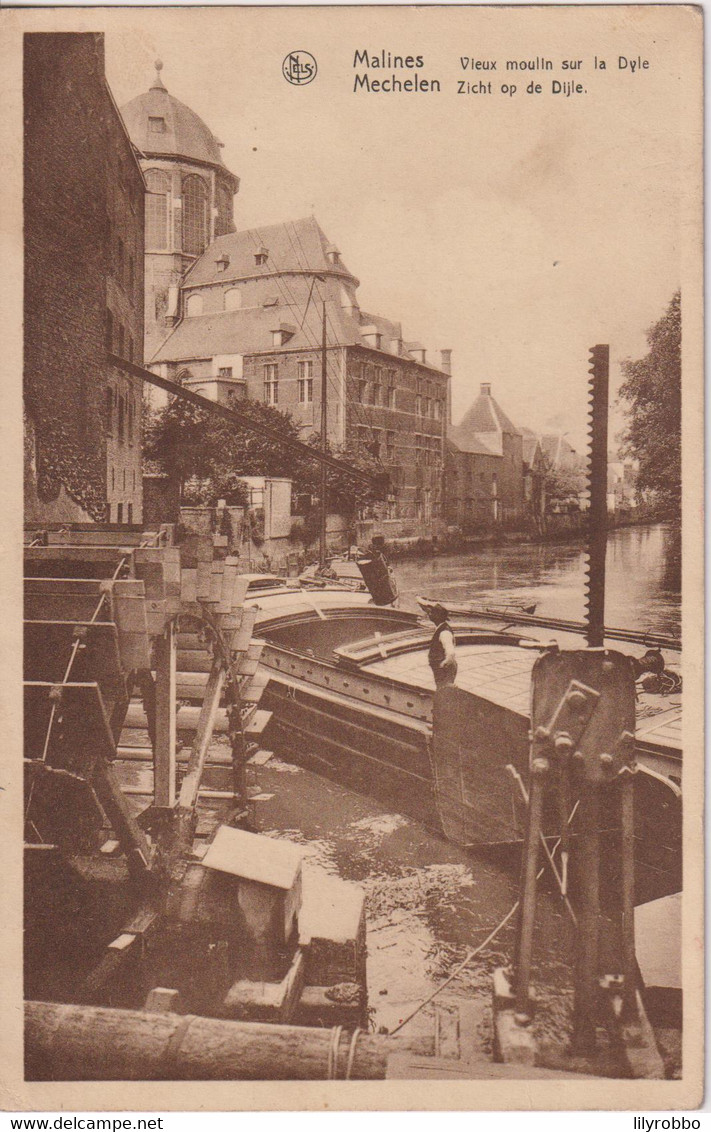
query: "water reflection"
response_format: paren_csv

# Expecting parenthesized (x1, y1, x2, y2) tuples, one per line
(396, 523, 681, 638)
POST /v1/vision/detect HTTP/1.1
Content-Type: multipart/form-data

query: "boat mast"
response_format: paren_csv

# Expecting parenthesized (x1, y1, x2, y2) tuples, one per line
(319, 299, 328, 567)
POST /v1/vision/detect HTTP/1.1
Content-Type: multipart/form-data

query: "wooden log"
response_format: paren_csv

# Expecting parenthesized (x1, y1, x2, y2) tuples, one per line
(25, 1001, 391, 1080)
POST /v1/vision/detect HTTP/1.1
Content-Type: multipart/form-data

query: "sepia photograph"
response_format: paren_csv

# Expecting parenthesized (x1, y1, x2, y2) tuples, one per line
(0, 2, 703, 1112)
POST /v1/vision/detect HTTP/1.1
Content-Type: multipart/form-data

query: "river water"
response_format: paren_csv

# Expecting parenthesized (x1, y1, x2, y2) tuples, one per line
(394, 522, 681, 639)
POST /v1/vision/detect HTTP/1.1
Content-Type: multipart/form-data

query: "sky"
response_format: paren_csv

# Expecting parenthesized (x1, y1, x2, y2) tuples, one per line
(91, 5, 696, 456)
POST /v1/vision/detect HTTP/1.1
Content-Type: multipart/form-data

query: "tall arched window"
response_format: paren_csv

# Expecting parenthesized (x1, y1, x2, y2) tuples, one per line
(185, 293, 204, 317)
(182, 174, 208, 256)
(144, 170, 170, 251)
(224, 288, 241, 311)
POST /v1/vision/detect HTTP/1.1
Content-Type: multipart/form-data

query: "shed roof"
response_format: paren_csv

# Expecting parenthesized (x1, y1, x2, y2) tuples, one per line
(202, 824, 302, 890)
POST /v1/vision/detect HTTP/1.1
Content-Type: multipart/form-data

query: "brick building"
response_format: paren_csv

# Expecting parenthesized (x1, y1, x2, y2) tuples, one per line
(445, 383, 524, 529)
(24, 32, 145, 524)
(120, 64, 239, 361)
(148, 216, 451, 537)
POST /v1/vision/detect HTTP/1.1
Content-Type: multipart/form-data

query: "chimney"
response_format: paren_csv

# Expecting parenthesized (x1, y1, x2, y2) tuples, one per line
(439, 349, 452, 375)
(481, 382, 492, 396)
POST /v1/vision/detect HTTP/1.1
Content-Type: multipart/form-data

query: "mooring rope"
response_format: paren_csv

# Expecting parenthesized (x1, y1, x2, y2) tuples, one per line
(326, 1025, 343, 1079)
(344, 1027, 362, 1080)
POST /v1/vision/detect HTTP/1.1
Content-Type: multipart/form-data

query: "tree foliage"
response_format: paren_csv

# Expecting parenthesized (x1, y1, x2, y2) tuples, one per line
(144, 393, 302, 504)
(143, 392, 385, 515)
(544, 463, 586, 509)
(293, 434, 386, 519)
(618, 292, 681, 517)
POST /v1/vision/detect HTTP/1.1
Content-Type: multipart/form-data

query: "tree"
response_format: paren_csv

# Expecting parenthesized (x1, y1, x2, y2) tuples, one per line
(293, 434, 386, 519)
(143, 392, 302, 504)
(544, 463, 586, 511)
(618, 292, 681, 518)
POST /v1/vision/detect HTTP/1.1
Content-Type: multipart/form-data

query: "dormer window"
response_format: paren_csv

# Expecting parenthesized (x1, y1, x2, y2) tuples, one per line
(255, 247, 268, 266)
(263, 295, 279, 308)
(149, 116, 166, 134)
(327, 245, 341, 265)
(271, 324, 296, 347)
(216, 253, 230, 272)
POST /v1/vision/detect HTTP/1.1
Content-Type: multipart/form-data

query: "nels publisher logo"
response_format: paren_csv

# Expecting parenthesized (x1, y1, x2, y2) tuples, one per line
(282, 51, 317, 86)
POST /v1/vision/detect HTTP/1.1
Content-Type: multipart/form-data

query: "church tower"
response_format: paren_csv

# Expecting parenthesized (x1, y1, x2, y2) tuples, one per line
(121, 62, 239, 360)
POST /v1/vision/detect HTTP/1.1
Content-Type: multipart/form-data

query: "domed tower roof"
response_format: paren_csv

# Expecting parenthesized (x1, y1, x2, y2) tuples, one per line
(121, 61, 235, 178)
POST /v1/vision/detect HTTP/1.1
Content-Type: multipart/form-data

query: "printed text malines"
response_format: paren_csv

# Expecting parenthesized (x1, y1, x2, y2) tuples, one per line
(353, 49, 441, 92)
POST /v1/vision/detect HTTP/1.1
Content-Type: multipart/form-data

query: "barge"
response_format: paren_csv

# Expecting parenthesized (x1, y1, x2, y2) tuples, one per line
(245, 579, 682, 901)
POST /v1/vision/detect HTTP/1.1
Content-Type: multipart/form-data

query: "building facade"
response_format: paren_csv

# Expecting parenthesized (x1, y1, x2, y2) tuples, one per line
(24, 32, 144, 524)
(148, 216, 451, 537)
(120, 64, 239, 361)
(445, 383, 525, 529)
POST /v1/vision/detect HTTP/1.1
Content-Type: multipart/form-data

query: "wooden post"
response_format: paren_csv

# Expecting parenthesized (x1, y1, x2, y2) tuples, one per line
(512, 757, 547, 1019)
(154, 620, 177, 807)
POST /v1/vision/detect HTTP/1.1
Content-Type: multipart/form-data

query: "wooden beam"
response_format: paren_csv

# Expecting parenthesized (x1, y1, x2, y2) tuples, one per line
(178, 658, 227, 810)
(153, 621, 177, 808)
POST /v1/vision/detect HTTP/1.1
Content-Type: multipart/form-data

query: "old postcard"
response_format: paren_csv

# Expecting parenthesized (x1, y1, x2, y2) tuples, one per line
(0, 2, 703, 1113)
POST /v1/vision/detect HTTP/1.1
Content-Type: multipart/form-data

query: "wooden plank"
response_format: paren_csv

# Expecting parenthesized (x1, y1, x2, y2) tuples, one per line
(231, 609, 258, 654)
(209, 564, 225, 604)
(229, 574, 250, 613)
(178, 659, 228, 810)
(218, 561, 239, 614)
(153, 622, 177, 807)
(112, 592, 152, 670)
(178, 650, 213, 673)
(196, 558, 213, 601)
(180, 569, 197, 604)
(244, 709, 272, 736)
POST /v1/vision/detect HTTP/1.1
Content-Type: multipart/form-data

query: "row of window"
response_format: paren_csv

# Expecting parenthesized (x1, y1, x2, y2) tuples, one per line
(106, 385, 138, 445)
(263, 361, 315, 406)
(357, 380, 397, 410)
(450, 469, 499, 490)
(106, 310, 136, 364)
(145, 170, 210, 257)
(110, 466, 138, 493)
(109, 501, 135, 524)
(356, 378, 444, 418)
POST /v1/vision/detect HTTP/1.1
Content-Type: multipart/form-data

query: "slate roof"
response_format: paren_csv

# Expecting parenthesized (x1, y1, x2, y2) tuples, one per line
(447, 429, 499, 457)
(151, 218, 447, 369)
(457, 388, 519, 437)
(448, 386, 520, 458)
(540, 433, 581, 468)
(183, 216, 358, 288)
(519, 427, 542, 467)
(153, 302, 369, 362)
(121, 66, 234, 176)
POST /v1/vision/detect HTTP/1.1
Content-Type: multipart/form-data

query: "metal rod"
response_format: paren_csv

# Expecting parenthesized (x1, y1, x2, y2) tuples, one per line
(416, 601, 680, 653)
(506, 764, 577, 926)
(512, 757, 548, 1018)
(620, 772, 638, 1020)
(108, 353, 382, 490)
(573, 787, 601, 1053)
